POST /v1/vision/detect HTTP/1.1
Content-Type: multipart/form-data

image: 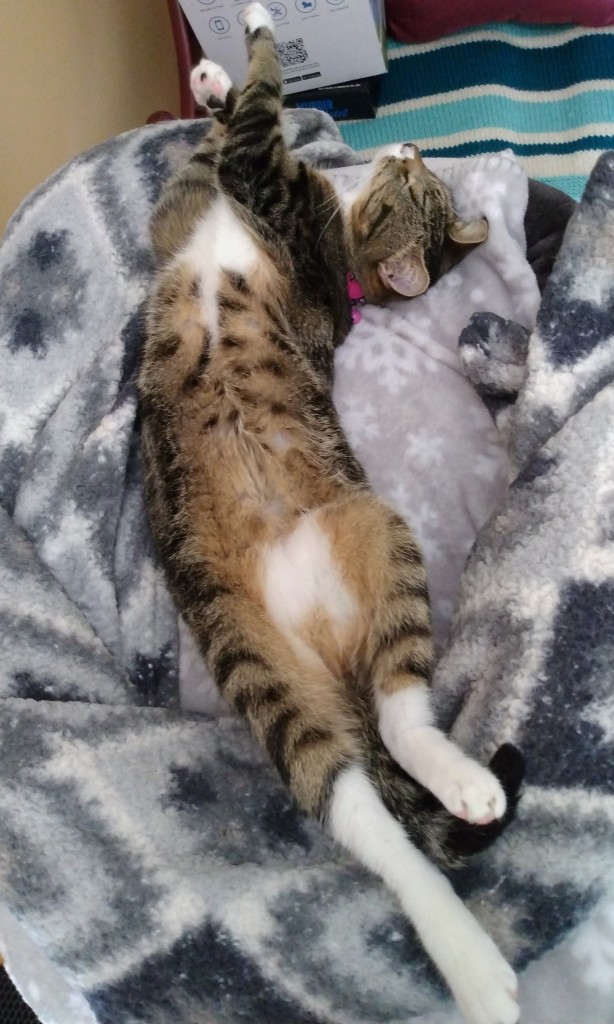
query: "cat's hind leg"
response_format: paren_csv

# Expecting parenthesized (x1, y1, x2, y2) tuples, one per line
(328, 765, 519, 1024)
(377, 684, 507, 825)
(319, 494, 508, 825)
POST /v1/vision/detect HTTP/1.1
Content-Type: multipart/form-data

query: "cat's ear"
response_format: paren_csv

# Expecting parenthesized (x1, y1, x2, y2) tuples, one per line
(447, 216, 489, 246)
(378, 247, 430, 297)
(439, 216, 489, 277)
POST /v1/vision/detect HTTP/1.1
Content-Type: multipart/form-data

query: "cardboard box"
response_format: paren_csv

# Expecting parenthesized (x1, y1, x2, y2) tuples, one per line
(178, 0, 387, 97)
(283, 75, 381, 119)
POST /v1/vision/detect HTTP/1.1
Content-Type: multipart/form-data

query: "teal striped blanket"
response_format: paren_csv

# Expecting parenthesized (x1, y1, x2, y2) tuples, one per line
(339, 21, 614, 200)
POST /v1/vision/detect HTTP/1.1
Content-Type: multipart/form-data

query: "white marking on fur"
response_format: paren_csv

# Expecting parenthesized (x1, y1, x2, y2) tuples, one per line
(378, 687, 507, 824)
(375, 143, 407, 160)
(329, 766, 519, 1024)
(180, 196, 260, 347)
(261, 513, 358, 650)
(374, 142, 417, 163)
(245, 2, 274, 33)
(190, 59, 232, 110)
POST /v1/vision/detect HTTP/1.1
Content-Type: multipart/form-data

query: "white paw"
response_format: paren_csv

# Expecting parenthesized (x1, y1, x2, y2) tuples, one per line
(436, 757, 507, 825)
(245, 2, 274, 33)
(190, 59, 232, 112)
(451, 936, 519, 1024)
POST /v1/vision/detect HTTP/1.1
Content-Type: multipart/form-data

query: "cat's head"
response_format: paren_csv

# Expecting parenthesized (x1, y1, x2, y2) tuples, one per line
(347, 144, 488, 303)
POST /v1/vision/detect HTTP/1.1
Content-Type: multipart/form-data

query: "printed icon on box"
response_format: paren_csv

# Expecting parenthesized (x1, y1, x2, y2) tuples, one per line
(196, 0, 216, 5)
(295, 0, 316, 12)
(326, 0, 345, 5)
(268, 2, 287, 19)
(210, 15, 230, 33)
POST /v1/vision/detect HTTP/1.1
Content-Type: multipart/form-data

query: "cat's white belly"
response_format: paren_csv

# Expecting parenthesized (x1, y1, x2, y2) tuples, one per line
(180, 196, 260, 347)
(260, 513, 359, 660)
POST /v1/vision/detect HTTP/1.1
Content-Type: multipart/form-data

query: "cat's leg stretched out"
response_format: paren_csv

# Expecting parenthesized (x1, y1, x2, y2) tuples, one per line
(266, 492, 521, 1024)
(149, 63, 239, 264)
(187, 497, 520, 1024)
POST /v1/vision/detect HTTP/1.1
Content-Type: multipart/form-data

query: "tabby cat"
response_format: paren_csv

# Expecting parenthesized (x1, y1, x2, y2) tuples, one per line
(137, 7, 521, 1023)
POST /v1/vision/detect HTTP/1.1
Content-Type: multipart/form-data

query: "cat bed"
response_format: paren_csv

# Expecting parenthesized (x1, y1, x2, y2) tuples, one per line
(1, 113, 614, 1023)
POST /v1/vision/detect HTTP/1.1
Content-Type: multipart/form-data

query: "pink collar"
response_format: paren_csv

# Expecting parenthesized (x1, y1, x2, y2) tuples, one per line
(347, 273, 366, 324)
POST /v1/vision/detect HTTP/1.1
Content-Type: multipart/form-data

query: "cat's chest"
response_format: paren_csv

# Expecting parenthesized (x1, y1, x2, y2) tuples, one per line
(179, 195, 266, 343)
(185, 194, 259, 271)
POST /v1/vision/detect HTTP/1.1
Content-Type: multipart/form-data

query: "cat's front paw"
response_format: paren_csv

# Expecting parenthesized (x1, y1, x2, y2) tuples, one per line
(437, 758, 507, 825)
(190, 59, 233, 113)
(244, 2, 275, 34)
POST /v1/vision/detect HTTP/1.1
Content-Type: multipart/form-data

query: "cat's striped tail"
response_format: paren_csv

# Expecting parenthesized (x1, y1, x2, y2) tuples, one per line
(363, 723, 525, 870)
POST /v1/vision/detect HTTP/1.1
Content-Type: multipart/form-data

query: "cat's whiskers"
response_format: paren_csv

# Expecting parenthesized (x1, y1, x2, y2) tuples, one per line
(315, 200, 343, 248)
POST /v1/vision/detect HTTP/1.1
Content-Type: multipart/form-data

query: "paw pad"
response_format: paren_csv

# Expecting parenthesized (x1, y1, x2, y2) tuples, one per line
(190, 60, 232, 112)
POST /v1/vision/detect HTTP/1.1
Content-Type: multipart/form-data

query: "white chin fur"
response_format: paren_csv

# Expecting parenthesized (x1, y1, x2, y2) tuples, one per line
(374, 142, 416, 162)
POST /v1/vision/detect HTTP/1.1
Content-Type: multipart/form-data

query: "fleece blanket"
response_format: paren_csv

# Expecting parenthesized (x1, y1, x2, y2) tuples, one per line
(0, 112, 613, 1024)
(339, 21, 614, 201)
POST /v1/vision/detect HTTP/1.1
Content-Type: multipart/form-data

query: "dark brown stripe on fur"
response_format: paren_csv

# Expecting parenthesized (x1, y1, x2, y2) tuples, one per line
(393, 577, 429, 600)
(181, 343, 210, 392)
(213, 647, 268, 692)
(398, 651, 432, 678)
(259, 358, 285, 377)
(233, 363, 251, 378)
(233, 682, 287, 717)
(264, 705, 300, 784)
(219, 296, 246, 314)
(377, 622, 431, 650)
(225, 271, 250, 294)
(190, 151, 216, 167)
(293, 725, 335, 753)
(152, 333, 181, 360)
(365, 202, 393, 240)
(221, 335, 243, 349)
(148, 429, 182, 515)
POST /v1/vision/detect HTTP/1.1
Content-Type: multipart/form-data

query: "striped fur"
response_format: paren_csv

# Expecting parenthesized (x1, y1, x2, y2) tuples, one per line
(138, 6, 519, 851)
(138, 11, 523, 1020)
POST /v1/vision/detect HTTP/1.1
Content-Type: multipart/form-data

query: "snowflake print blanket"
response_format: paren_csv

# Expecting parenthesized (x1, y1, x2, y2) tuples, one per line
(1, 114, 614, 1024)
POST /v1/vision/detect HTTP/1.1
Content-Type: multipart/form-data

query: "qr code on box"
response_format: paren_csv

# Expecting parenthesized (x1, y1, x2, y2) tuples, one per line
(277, 38, 308, 68)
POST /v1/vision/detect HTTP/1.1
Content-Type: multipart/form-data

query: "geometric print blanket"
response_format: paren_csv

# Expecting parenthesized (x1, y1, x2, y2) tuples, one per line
(1, 110, 614, 1023)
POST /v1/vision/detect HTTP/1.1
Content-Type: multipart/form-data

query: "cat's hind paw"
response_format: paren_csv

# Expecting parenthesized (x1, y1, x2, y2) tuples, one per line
(452, 942, 519, 1024)
(438, 758, 507, 825)
(245, 2, 275, 34)
(190, 59, 233, 113)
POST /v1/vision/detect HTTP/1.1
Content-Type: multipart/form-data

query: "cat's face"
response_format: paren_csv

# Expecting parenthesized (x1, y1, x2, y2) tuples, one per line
(347, 144, 488, 304)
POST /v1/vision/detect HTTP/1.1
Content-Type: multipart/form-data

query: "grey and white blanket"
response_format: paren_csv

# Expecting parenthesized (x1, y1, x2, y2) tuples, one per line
(1, 112, 614, 1024)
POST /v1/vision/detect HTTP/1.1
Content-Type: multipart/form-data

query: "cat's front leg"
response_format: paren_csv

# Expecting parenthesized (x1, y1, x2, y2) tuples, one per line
(377, 685, 507, 824)
(190, 59, 234, 115)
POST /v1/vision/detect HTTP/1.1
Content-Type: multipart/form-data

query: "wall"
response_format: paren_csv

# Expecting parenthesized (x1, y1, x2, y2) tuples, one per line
(1, 0, 181, 233)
